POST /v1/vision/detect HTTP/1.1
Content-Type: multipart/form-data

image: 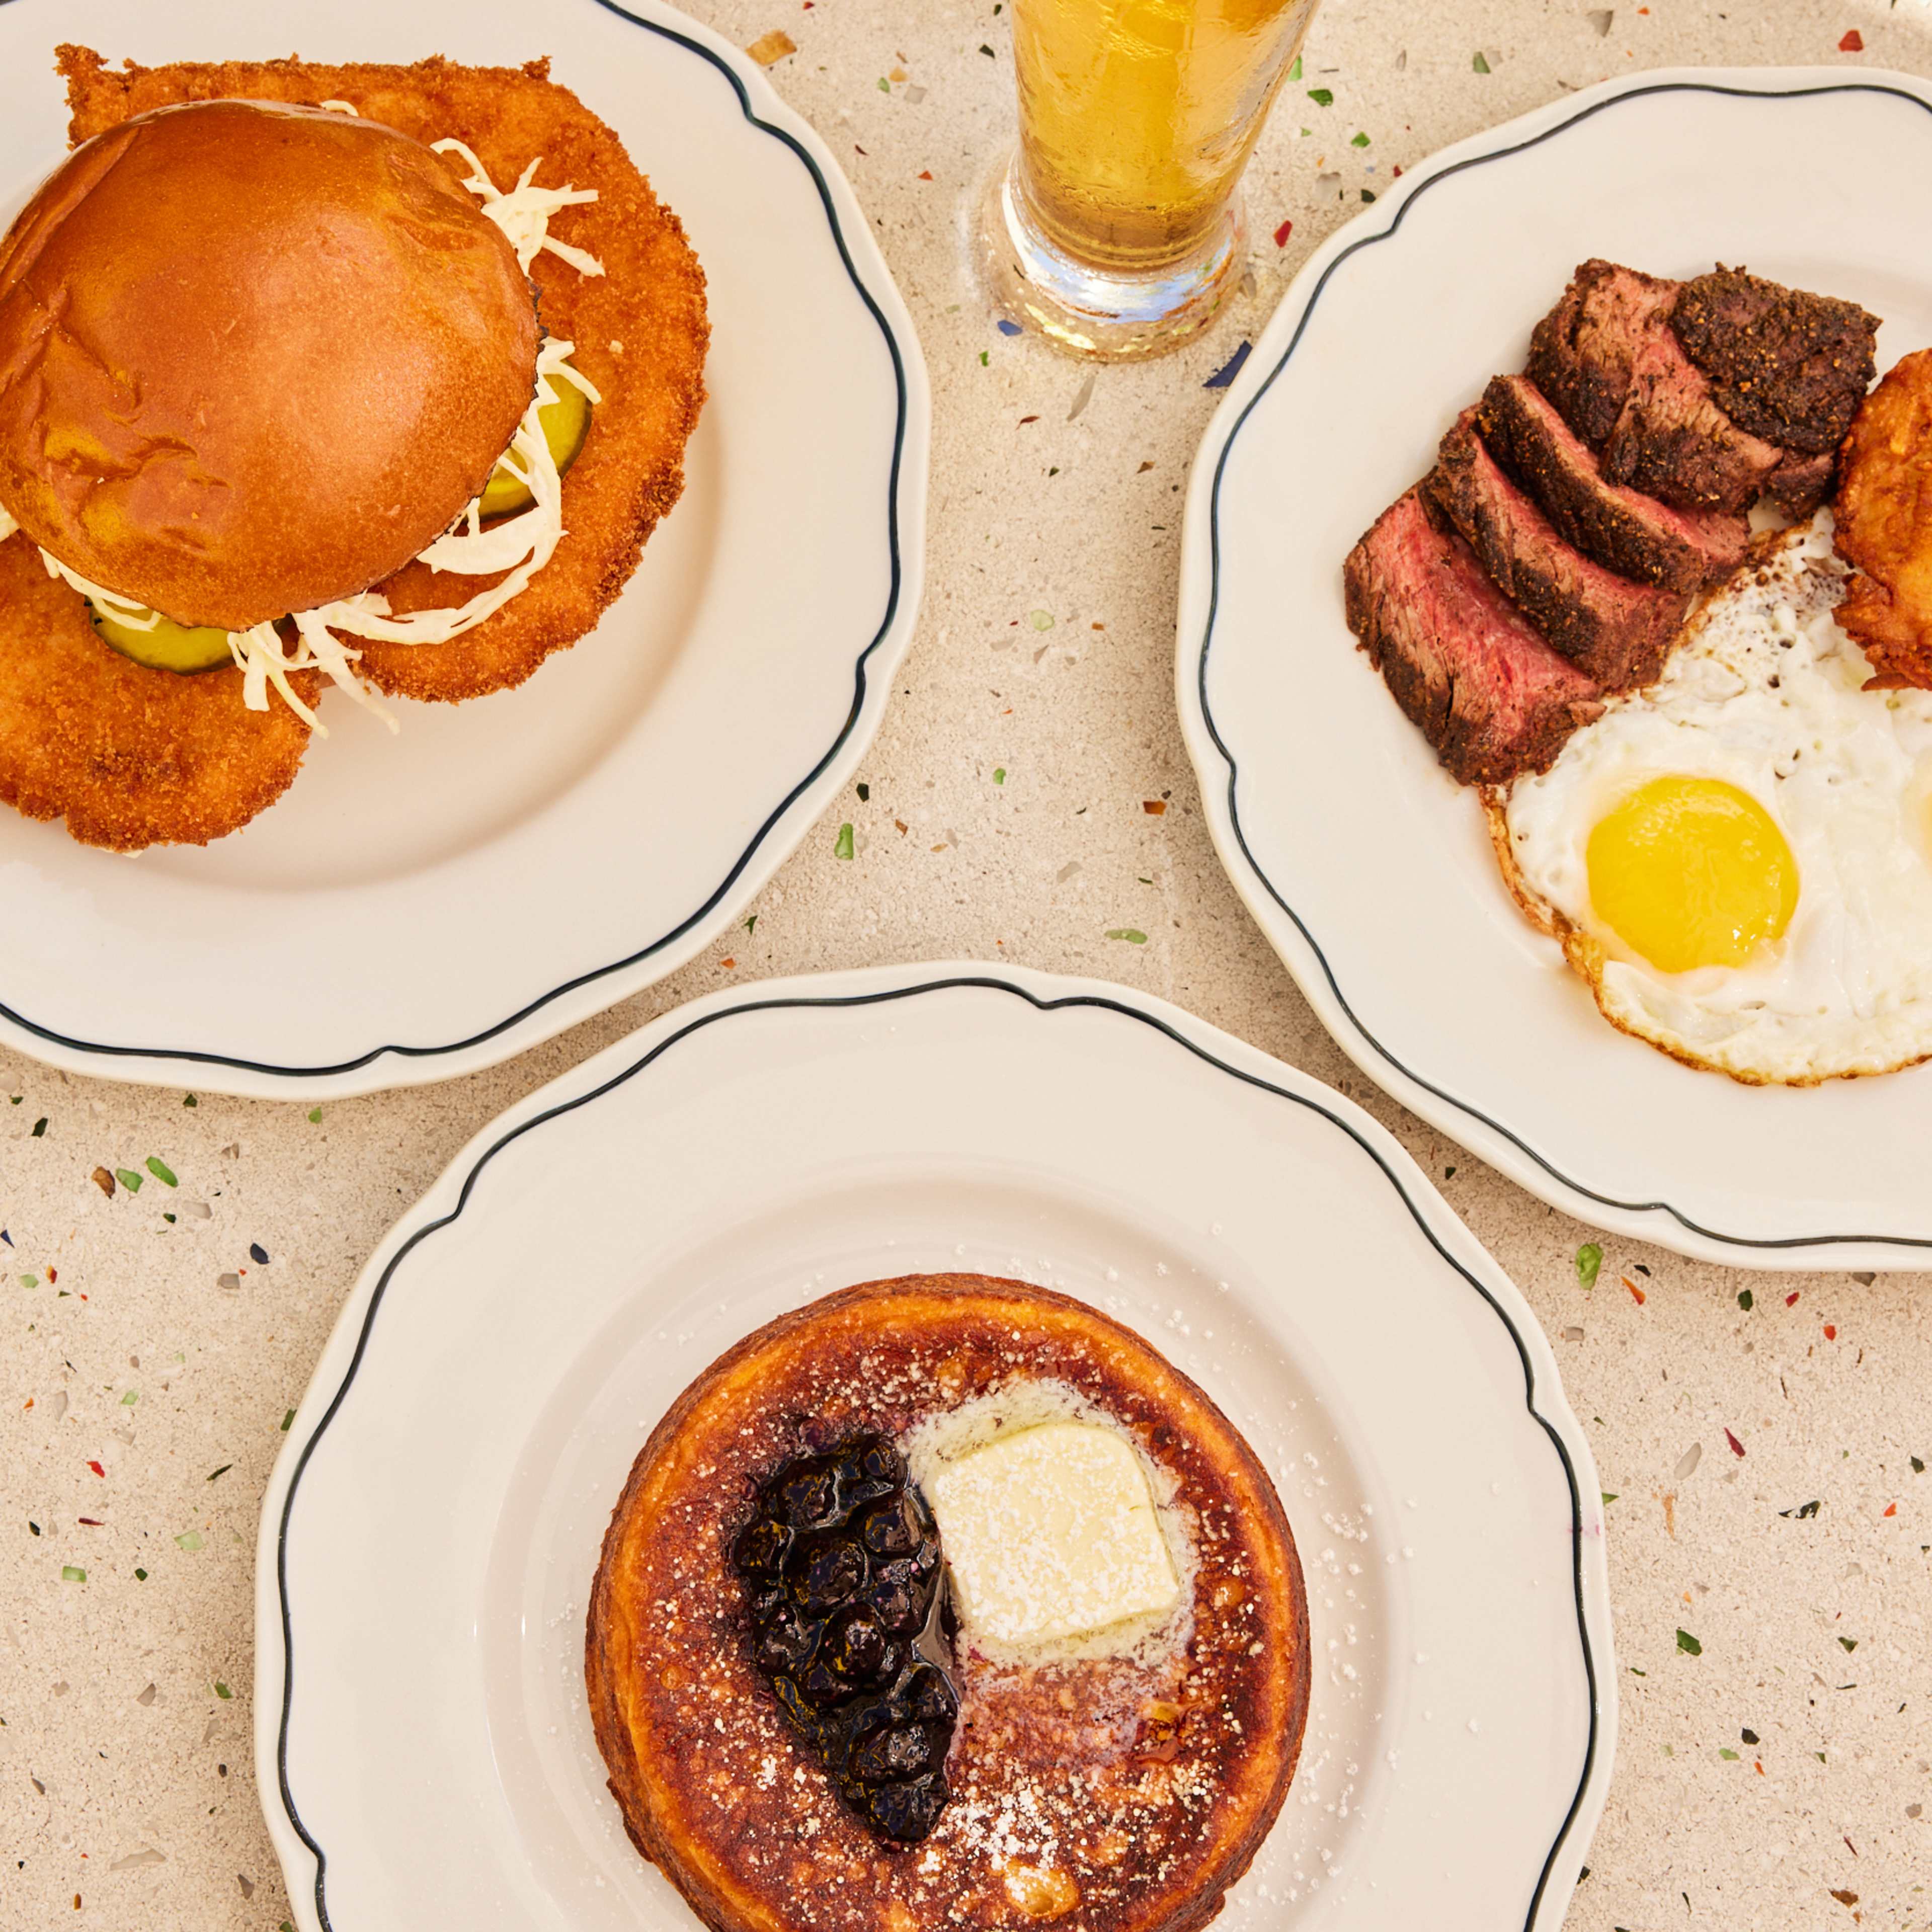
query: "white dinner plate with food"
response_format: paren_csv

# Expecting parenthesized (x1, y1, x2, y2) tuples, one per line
(257, 962, 1613, 1932)
(0, 0, 925, 1098)
(1177, 67, 1932, 1267)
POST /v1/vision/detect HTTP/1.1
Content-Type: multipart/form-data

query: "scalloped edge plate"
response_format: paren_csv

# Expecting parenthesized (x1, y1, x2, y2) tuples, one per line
(0, 0, 927, 1098)
(256, 962, 1614, 1932)
(1177, 68, 1932, 1268)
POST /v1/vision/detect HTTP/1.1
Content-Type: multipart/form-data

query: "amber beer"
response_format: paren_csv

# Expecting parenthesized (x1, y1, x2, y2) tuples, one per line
(1012, 0, 1318, 273)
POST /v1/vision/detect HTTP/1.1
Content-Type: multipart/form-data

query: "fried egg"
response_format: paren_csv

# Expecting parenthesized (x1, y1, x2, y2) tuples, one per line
(1497, 511, 1932, 1083)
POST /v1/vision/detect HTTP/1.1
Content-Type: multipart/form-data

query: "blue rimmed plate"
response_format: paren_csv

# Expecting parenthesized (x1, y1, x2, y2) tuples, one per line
(257, 962, 1612, 1932)
(1177, 68, 1932, 1268)
(0, 0, 926, 1097)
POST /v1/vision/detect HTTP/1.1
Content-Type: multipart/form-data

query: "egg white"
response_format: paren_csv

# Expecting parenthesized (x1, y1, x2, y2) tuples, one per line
(1498, 512, 1932, 1084)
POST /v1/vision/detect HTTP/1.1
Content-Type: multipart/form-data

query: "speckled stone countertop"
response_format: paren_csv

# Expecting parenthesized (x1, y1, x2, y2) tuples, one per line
(3, 1, 1929, 1927)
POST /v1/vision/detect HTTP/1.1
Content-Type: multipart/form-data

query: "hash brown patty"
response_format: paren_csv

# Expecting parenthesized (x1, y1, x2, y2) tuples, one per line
(1833, 346, 1932, 690)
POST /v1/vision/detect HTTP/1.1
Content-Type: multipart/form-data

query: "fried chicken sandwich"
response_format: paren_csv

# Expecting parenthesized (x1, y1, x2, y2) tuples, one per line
(0, 49, 707, 850)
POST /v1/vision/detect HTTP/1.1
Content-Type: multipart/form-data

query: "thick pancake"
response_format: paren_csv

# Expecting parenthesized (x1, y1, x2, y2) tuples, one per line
(0, 530, 316, 850)
(588, 1274, 1309, 1932)
(58, 45, 710, 703)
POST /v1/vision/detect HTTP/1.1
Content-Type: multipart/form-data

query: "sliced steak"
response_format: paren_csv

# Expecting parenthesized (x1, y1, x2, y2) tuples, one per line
(1525, 258, 1846, 515)
(1477, 375, 1749, 591)
(1526, 259, 1679, 446)
(1427, 411, 1687, 689)
(1764, 447, 1837, 519)
(1344, 489, 1604, 786)
(1598, 325, 1785, 514)
(1671, 265, 1878, 454)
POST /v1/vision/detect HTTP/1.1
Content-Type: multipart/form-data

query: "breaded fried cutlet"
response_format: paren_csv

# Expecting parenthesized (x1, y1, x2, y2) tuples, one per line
(0, 532, 317, 851)
(58, 45, 710, 704)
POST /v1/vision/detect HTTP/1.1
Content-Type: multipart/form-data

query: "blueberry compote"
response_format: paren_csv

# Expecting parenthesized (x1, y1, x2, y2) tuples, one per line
(732, 1433, 957, 1842)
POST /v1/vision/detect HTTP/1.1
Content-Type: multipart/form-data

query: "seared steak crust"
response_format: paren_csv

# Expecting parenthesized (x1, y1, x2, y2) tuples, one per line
(1671, 266, 1879, 454)
(1526, 258, 1679, 447)
(1476, 375, 1749, 592)
(1598, 328, 1785, 514)
(1428, 411, 1687, 690)
(1527, 258, 1877, 515)
(1341, 260, 1883, 786)
(1344, 490, 1603, 785)
(1765, 448, 1838, 520)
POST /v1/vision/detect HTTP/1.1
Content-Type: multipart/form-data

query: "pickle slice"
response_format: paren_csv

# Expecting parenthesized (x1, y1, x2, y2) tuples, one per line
(479, 373, 592, 519)
(80, 363, 596, 667)
(90, 604, 235, 674)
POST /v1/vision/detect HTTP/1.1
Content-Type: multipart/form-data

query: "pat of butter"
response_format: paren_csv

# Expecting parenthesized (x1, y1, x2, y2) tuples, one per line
(925, 1421, 1179, 1647)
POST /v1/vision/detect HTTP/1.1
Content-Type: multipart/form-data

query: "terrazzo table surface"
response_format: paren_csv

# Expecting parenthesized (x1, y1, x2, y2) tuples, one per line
(5, 1, 1930, 1925)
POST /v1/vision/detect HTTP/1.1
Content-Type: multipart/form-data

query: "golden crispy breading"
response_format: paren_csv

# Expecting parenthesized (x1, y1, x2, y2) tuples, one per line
(0, 532, 316, 850)
(58, 46, 710, 703)
(1833, 347, 1932, 689)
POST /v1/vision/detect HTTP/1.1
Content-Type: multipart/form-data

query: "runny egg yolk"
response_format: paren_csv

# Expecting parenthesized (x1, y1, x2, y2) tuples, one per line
(1585, 775, 1799, 974)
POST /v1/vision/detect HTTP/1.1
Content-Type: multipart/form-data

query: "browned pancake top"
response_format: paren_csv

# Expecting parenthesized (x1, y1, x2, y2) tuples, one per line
(588, 1275, 1309, 1932)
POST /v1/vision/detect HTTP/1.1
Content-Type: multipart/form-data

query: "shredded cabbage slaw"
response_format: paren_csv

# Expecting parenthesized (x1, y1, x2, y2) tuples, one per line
(431, 140, 606, 279)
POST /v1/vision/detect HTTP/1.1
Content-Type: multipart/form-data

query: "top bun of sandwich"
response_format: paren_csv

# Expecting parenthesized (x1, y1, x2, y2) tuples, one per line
(0, 98, 539, 631)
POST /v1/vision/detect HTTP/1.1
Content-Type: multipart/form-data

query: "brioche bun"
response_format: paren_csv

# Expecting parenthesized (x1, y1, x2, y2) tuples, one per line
(0, 98, 538, 630)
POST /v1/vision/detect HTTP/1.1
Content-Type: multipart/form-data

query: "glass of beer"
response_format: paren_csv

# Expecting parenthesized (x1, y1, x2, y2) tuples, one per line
(982, 0, 1319, 358)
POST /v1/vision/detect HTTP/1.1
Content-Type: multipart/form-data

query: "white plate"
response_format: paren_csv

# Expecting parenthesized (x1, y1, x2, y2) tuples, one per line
(0, 0, 926, 1098)
(257, 963, 1613, 1932)
(1176, 68, 1932, 1268)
